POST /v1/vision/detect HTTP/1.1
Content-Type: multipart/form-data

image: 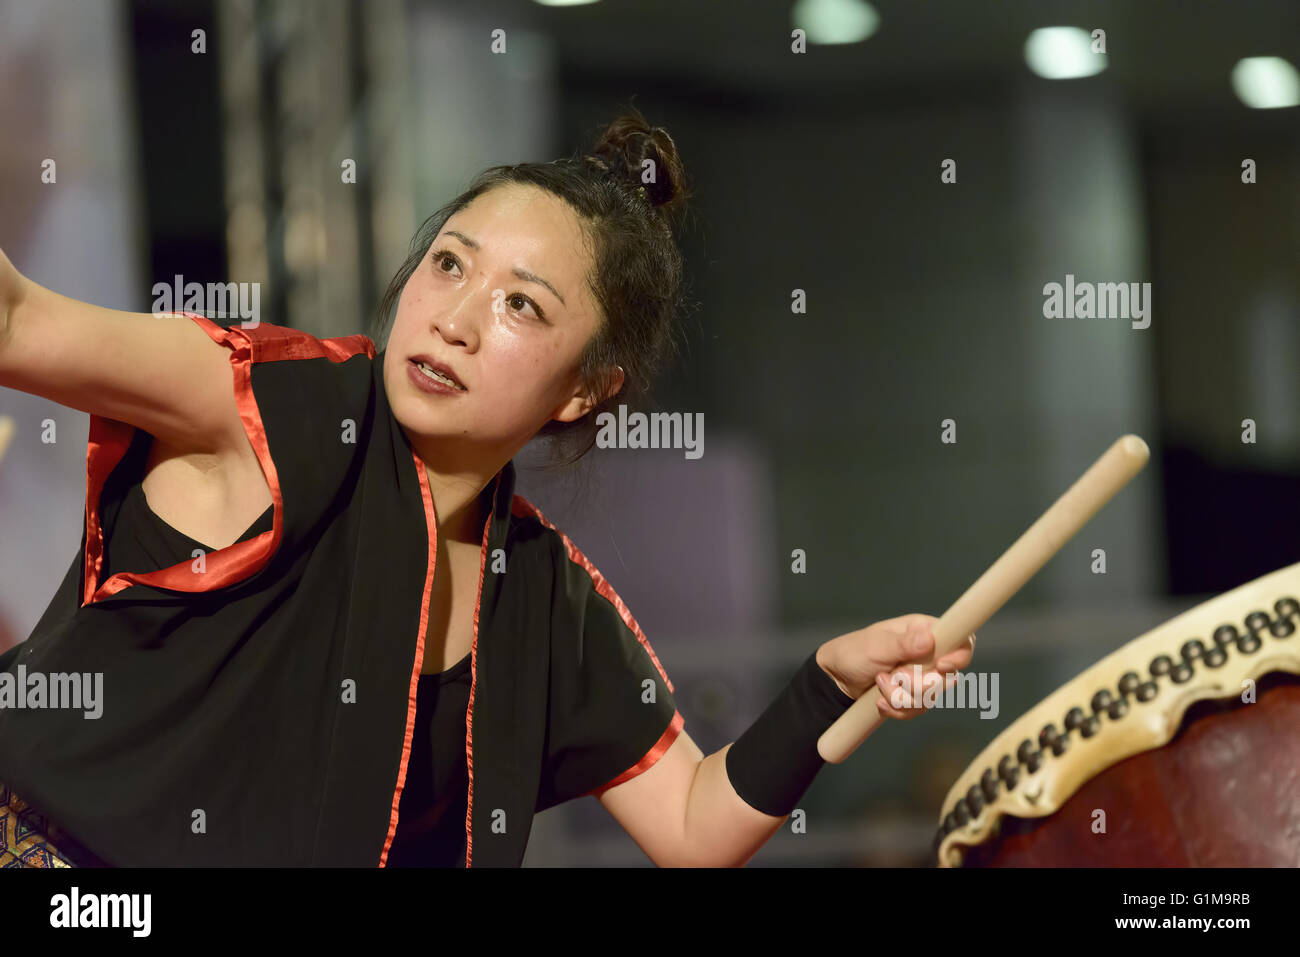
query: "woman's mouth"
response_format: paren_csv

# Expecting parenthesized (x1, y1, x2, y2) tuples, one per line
(408, 359, 467, 395)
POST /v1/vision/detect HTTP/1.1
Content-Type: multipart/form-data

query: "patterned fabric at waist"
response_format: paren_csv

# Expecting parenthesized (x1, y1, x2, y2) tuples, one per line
(0, 780, 107, 868)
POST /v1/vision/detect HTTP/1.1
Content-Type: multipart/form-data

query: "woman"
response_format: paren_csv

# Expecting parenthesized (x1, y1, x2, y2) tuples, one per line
(0, 110, 974, 867)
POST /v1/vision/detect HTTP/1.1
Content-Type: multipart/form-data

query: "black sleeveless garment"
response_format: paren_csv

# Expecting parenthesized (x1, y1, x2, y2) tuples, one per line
(104, 477, 471, 867)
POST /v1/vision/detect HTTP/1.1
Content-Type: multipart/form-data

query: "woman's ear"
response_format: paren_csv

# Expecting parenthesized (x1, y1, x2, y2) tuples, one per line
(550, 365, 624, 424)
(601, 365, 625, 404)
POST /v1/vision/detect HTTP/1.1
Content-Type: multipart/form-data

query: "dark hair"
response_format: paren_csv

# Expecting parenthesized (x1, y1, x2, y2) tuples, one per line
(372, 105, 695, 473)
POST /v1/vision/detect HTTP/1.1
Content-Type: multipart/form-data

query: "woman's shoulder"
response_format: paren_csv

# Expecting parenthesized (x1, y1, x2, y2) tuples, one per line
(506, 494, 574, 562)
(506, 496, 642, 628)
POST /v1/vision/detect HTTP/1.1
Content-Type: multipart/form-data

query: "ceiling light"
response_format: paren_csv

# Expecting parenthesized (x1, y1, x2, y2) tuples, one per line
(792, 0, 880, 46)
(1231, 56, 1300, 108)
(1024, 26, 1106, 80)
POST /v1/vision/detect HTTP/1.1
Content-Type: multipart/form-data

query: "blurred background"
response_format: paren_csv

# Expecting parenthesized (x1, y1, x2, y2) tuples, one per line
(0, 0, 1297, 866)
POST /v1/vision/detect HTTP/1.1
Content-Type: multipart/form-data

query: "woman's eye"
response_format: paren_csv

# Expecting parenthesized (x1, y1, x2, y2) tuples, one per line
(507, 293, 542, 320)
(432, 250, 460, 275)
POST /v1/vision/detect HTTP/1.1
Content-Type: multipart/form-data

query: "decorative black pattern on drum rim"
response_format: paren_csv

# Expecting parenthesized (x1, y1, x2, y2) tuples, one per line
(931, 594, 1300, 863)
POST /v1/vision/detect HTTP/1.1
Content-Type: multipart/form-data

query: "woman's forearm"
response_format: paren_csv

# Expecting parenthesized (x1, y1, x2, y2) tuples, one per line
(677, 651, 860, 867)
(677, 620, 976, 866)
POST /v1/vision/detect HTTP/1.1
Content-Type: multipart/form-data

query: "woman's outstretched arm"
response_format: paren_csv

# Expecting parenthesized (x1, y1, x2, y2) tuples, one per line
(0, 247, 247, 456)
(598, 616, 975, 866)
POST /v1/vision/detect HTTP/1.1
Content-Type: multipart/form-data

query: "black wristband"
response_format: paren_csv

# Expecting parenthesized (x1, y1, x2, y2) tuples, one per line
(725, 651, 858, 817)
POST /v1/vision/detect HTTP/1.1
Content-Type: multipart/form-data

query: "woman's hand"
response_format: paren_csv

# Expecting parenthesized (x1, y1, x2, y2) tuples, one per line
(815, 613, 976, 721)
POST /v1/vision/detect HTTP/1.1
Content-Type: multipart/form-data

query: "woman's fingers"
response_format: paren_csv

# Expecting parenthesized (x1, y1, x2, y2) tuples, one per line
(876, 668, 954, 719)
(935, 650, 970, 672)
(887, 622, 934, 665)
(876, 684, 914, 719)
(896, 627, 976, 670)
(933, 633, 977, 673)
(853, 617, 975, 722)
(870, 623, 976, 721)
(877, 696, 908, 719)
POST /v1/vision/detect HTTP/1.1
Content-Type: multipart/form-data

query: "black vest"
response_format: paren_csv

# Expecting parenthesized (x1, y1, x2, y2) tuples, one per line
(0, 314, 682, 866)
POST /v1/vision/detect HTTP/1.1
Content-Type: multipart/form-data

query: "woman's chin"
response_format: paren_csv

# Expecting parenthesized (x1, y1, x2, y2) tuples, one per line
(392, 405, 482, 445)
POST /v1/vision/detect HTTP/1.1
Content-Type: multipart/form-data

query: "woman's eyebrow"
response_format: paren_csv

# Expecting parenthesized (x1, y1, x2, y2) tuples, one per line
(445, 230, 566, 307)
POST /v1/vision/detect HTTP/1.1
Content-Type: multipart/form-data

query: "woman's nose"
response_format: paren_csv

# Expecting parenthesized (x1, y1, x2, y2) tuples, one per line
(432, 292, 485, 347)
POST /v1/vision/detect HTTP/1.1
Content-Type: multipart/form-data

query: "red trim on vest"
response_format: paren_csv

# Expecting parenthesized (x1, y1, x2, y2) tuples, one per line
(464, 473, 500, 869)
(378, 447, 439, 867)
(80, 313, 374, 606)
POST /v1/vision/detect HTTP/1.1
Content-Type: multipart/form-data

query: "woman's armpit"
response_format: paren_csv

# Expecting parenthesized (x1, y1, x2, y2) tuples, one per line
(140, 433, 273, 553)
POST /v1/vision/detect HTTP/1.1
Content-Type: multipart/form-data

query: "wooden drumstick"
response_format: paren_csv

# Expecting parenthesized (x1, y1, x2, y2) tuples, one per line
(817, 434, 1150, 764)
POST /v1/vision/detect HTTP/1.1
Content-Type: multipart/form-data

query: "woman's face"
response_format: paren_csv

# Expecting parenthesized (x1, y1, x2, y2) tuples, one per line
(383, 182, 618, 454)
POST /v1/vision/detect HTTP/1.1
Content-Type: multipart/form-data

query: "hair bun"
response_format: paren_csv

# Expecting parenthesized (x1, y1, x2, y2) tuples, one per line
(587, 105, 689, 219)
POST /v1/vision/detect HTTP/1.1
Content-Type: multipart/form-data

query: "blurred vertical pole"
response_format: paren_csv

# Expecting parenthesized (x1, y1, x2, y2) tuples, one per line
(1013, 84, 1163, 601)
(215, 0, 371, 338)
(1243, 284, 1300, 463)
(217, 0, 271, 320)
(276, 0, 359, 337)
(363, 0, 416, 343)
